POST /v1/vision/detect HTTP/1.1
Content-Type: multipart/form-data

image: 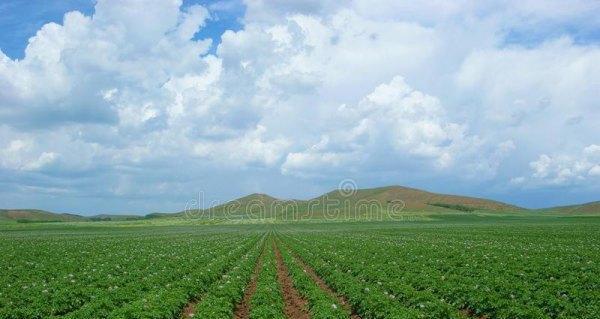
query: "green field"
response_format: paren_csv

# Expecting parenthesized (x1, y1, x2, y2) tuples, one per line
(1, 214, 599, 319)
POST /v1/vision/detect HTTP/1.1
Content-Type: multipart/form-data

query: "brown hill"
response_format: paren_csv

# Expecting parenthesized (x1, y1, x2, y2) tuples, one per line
(0, 209, 87, 222)
(179, 185, 521, 220)
(10, 186, 596, 222)
(313, 185, 520, 212)
(540, 201, 600, 215)
(182, 193, 296, 218)
(0, 210, 144, 222)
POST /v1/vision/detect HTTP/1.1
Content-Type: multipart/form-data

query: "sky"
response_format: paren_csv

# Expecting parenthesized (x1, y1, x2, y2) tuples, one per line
(0, 0, 598, 215)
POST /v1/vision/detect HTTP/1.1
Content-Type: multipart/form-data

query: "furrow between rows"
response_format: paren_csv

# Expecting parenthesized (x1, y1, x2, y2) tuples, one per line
(273, 241, 311, 319)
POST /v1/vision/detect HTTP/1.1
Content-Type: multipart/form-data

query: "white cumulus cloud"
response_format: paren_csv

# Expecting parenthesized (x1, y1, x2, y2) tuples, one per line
(0, 0, 598, 212)
(513, 145, 600, 186)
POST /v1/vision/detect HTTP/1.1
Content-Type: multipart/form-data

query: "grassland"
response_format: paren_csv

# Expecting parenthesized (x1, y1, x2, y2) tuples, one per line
(0, 213, 598, 318)
(3, 186, 598, 225)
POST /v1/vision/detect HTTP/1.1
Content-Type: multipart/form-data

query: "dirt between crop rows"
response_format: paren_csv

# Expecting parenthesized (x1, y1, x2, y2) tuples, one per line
(287, 247, 362, 319)
(273, 242, 311, 319)
(286, 244, 484, 319)
(181, 240, 361, 319)
(180, 245, 265, 319)
(181, 295, 201, 318)
(234, 248, 266, 319)
(460, 308, 489, 319)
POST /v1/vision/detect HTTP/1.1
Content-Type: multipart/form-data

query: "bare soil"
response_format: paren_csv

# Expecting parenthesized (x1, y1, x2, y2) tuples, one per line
(273, 242, 310, 319)
(288, 248, 362, 319)
(460, 308, 489, 319)
(181, 246, 265, 319)
(181, 296, 201, 319)
(180, 297, 202, 319)
(233, 248, 265, 319)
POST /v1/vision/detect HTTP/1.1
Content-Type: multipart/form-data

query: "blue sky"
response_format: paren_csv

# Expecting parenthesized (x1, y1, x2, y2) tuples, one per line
(0, 0, 598, 214)
(0, 1, 94, 59)
(0, 0, 244, 59)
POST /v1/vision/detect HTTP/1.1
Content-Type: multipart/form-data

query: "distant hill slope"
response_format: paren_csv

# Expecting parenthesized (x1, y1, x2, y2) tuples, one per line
(182, 193, 299, 218)
(181, 185, 522, 219)
(0, 210, 145, 223)
(314, 185, 521, 212)
(0, 209, 87, 222)
(4, 186, 596, 222)
(540, 201, 600, 215)
(88, 214, 144, 221)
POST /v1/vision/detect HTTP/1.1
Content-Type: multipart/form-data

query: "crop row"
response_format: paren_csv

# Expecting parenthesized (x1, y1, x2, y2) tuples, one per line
(106, 234, 264, 318)
(192, 234, 266, 318)
(281, 234, 462, 318)
(4, 220, 597, 319)
(279, 224, 600, 319)
(274, 238, 350, 318)
(0, 231, 260, 318)
(249, 238, 286, 319)
(278, 237, 424, 317)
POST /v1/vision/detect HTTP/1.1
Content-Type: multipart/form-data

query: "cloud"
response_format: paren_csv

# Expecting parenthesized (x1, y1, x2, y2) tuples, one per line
(0, 1, 212, 128)
(0, 138, 57, 171)
(193, 125, 290, 167)
(0, 0, 598, 212)
(457, 37, 600, 127)
(512, 144, 600, 186)
(281, 76, 483, 177)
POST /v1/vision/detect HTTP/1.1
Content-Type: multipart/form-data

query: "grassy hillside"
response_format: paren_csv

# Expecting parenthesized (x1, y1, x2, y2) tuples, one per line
(183, 193, 301, 219)
(0, 209, 87, 223)
(4, 186, 596, 223)
(314, 185, 520, 211)
(88, 214, 144, 221)
(538, 201, 600, 215)
(180, 186, 522, 220)
(0, 210, 144, 223)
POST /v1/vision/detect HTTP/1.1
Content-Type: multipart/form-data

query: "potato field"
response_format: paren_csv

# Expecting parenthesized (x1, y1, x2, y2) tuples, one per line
(0, 217, 598, 318)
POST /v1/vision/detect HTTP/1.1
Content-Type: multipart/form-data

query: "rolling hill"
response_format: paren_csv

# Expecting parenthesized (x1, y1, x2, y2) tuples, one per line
(182, 193, 296, 219)
(538, 201, 600, 215)
(3, 186, 597, 222)
(0, 209, 144, 223)
(312, 185, 521, 211)
(182, 185, 523, 219)
(0, 209, 87, 222)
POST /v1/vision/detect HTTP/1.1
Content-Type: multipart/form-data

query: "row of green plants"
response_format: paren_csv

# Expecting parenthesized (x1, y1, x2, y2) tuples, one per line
(275, 238, 350, 318)
(280, 223, 600, 319)
(283, 234, 463, 318)
(249, 239, 286, 319)
(280, 236, 424, 318)
(3, 221, 597, 318)
(193, 235, 266, 318)
(0, 231, 259, 318)
(105, 234, 263, 319)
